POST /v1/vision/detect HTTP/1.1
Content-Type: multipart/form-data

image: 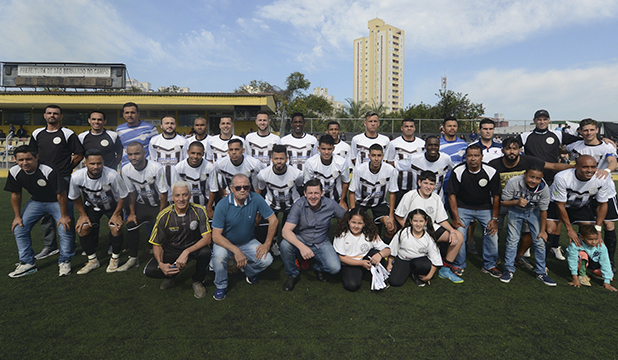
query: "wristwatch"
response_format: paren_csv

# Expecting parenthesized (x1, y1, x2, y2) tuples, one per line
(491, 217, 499, 221)
(595, 225, 603, 232)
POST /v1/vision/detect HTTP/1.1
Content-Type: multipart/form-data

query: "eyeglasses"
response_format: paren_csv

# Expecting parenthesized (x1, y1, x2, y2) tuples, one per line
(233, 185, 250, 191)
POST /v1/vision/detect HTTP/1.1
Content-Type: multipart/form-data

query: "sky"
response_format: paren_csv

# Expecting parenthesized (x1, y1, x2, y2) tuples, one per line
(1, 0, 618, 121)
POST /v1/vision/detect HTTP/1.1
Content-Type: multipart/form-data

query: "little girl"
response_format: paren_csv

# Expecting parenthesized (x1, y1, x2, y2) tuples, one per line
(387, 209, 449, 287)
(333, 208, 391, 292)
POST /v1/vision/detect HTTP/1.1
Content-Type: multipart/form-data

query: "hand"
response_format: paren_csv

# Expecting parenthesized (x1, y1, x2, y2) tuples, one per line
(383, 216, 396, 233)
(159, 262, 180, 276)
(386, 262, 393, 273)
(255, 243, 270, 260)
(360, 259, 372, 271)
(568, 278, 581, 288)
(339, 200, 348, 211)
(176, 250, 189, 270)
(370, 252, 383, 265)
(206, 207, 214, 220)
(594, 168, 610, 179)
(109, 213, 124, 229)
(537, 230, 548, 243)
(126, 213, 137, 226)
(451, 218, 463, 230)
(299, 244, 315, 260)
(234, 250, 247, 269)
(448, 231, 460, 245)
(11, 216, 23, 232)
(487, 219, 498, 236)
(602, 283, 617, 292)
(568, 228, 581, 246)
(419, 274, 431, 282)
(76, 215, 91, 234)
(517, 195, 528, 207)
(57, 215, 72, 232)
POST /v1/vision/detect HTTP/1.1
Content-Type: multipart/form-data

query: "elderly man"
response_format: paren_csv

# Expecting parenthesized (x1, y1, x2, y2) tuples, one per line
(280, 178, 346, 291)
(144, 181, 212, 299)
(211, 174, 278, 300)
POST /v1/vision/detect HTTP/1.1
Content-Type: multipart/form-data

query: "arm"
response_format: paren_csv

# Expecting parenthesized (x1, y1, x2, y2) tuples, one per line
(544, 162, 574, 172)
(70, 153, 84, 169)
(10, 192, 23, 232)
(348, 192, 356, 209)
(212, 227, 246, 268)
(339, 182, 350, 211)
(339, 254, 371, 270)
(486, 194, 500, 236)
(126, 192, 137, 225)
(556, 201, 579, 246)
(72, 196, 91, 234)
(448, 194, 463, 229)
(595, 202, 608, 242)
(206, 192, 216, 219)
(537, 210, 548, 243)
(255, 214, 278, 260)
(56, 191, 72, 232)
(594, 156, 617, 179)
(282, 221, 314, 260)
(108, 197, 126, 236)
(159, 192, 168, 212)
(175, 232, 212, 270)
(369, 247, 391, 265)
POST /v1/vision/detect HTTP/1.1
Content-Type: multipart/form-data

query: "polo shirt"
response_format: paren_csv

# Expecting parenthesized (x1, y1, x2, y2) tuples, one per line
(446, 163, 501, 210)
(212, 192, 274, 245)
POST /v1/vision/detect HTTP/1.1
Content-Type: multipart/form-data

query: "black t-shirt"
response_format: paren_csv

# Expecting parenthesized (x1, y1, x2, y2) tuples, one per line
(4, 162, 67, 202)
(78, 130, 123, 170)
(29, 127, 84, 177)
(488, 154, 545, 190)
(446, 163, 501, 210)
(517, 129, 578, 184)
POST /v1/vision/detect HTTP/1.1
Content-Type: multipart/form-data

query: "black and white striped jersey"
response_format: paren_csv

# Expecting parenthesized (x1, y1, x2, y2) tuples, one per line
(303, 154, 351, 202)
(334, 141, 352, 166)
(148, 134, 189, 187)
(550, 168, 612, 208)
(186, 135, 209, 155)
(257, 165, 303, 211)
(395, 151, 453, 195)
(214, 155, 264, 193)
(172, 159, 218, 206)
(205, 135, 246, 163)
(350, 162, 398, 207)
(280, 133, 318, 171)
(245, 132, 281, 166)
(390, 136, 425, 161)
(566, 140, 617, 171)
(122, 160, 168, 208)
(69, 167, 129, 212)
(350, 133, 395, 165)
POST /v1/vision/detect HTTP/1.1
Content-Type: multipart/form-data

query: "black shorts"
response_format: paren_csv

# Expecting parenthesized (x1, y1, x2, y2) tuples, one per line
(356, 203, 390, 224)
(435, 226, 447, 240)
(600, 196, 618, 222)
(547, 202, 595, 223)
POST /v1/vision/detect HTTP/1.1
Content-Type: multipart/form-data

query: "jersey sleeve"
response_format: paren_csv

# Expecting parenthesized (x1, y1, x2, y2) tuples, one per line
(113, 173, 131, 199)
(433, 196, 449, 224)
(148, 139, 156, 161)
(394, 193, 410, 218)
(212, 198, 227, 229)
(384, 141, 396, 162)
(387, 166, 399, 194)
(332, 234, 347, 256)
(207, 165, 219, 193)
(445, 168, 460, 196)
(196, 205, 212, 236)
(4, 170, 22, 193)
(156, 165, 169, 194)
(68, 174, 81, 200)
(389, 232, 401, 257)
(550, 174, 568, 202)
(501, 177, 517, 201)
(257, 170, 267, 191)
(67, 132, 85, 155)
(149, 210, 169, 246)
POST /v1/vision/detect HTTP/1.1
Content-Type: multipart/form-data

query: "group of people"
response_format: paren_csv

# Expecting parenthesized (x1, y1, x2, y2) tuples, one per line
(6, 104, 618, 301)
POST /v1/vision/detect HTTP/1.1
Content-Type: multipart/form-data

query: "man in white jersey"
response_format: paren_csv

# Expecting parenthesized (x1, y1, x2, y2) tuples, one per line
(149, 116, 188, 188)
(281, 112, 318, 171)
(350, 111, 394, 165)
(69, 149, 130, 275)
(172, 141, 219, 219)
(206, 116, 245, 163)
(246, 111, 281, 167)
(116, 102, 159, 167)
(349, 144, 398, 240)
(78, 110, 123, 170)
(394, 170, 464, 283)
(326, 121, 352, 164)
(303, 134, 350, 210)
(468, 118, 503, 164)
(119, 142, 168, 272)
(214, 138, 264, 195)
(185, 117, 209, 150)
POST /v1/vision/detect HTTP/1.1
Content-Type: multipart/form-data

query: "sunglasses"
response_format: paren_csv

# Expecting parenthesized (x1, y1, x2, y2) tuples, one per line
(233, 185, 250, 191)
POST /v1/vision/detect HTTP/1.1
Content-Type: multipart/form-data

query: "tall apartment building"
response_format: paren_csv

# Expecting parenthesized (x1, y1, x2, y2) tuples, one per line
(353, 18, 404, 113)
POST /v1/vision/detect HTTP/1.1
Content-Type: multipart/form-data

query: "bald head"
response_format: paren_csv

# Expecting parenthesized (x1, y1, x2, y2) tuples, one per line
(575, 155, 597, 181)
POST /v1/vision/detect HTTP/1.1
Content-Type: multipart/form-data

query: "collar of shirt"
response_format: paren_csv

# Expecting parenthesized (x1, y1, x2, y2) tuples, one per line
(229, 193, 252, 207)
(301, 196, 326, 211)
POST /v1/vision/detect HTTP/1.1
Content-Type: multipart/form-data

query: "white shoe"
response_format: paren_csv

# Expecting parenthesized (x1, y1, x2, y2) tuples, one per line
(106, 258, 120, 273)
(550, 246, 566, 260)
(34, 246, 59, 260)
(9, 263, 37, 278)
(116, 257, 139, 272)
(271, 242, 281, 256)
(77, 259, 100, 275)
(58, 262, 71, 276)
(523, 248, 531, 258)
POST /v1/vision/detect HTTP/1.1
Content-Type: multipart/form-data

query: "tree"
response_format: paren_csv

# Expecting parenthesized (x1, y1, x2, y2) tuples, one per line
(284, 72, 311, 99)
(435, 89, 485, 119)
(287, 94, 334, 119)
(344, 98, 367, 118)
(158, 85, 181, 93)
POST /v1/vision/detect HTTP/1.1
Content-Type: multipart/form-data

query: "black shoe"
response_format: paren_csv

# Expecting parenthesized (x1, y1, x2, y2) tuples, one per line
(315, 270, 328, 282)
(411, 274, 426, 287)
(283, 276, 299, 291)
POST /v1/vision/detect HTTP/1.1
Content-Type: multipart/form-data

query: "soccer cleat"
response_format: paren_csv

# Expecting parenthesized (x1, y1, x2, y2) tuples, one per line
(160, 276, 177, 290)
(34, 246, 59, 260)
(451, 267, 464, 276)
(8, 263, 37, 278)
(481, 267, 502, 278)
(106, 258, 120, 273)
(467, 241, 478, 255)
(515, 256, 534, 271)
(116, 257, 139, 272)
(550, 246, 566, 260)
(536, 273, 557, 286)
(314, 270, 328, 282)
(77, 259, 100, 275)
(246, 275, 259, 284)
(283, 275, 299, 291)
(499, 270, 514, 283)
(58, 262, 71, 277)
(438, 266, 464, 283)
(578, 275, 592, 287)
(192, 282, 206, 299)
(411, 273, 426, 287)
(213, 288, 227, 301)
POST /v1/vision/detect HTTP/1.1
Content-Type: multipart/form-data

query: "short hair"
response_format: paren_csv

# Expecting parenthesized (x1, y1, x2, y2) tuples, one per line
(466, 143, 483, 155)
(443, 116, 457, 125)
(579, 118, 598, 128)
(290, 112, 305, 121)
(45, 104, 62, 113)
(327, 121, 340, 129)
(188, 141, 204, 151)
(88, 110, 106, 120)
(401, 118, 415, 126)
(122, 102, 138, 111)
(425, 135, 439, 143)
(501, 137, 521, 149)
(220, 115, 233, 122)
(418, 170, 436, 183)
(365, 111, 378, 119)
(231, 173, 250, 185)
(304, 178, 323, 191)
(579, 224, 597, 238)
(227, 138, 244, 148)
(171, 180, 190, 194)
(84, 148, 104, 160)
(194, 117, 206, 124)
(526, 163, 545, 174)
(14, 145, 37, 157)
(319, 134, 335, 146)
(271, 144, 287, 156)
(479, 118, 495, 128)
(127, 141, 144, 150)
(369, 143, 384, 153)
(162, 115, 176, 122)
(256, 110, 269, 117)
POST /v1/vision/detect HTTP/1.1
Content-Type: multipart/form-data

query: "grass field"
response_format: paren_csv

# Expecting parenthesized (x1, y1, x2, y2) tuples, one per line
(1, 178, 617, 359)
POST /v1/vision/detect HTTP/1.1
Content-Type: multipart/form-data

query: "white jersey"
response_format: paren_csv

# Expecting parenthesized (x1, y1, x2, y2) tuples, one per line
(303, 154, 350, 202)
(333, 232, 388, 260)
(69, 167, 129, 211)
(550, 168, 612, 208)
(257, 165, 303, 211)
(350, 162, 398, 207)
(172, 159, 219, 206)
(350, 133, 395, 164)
(396, 151, 453, 195)
(394, 190, 449, 231)
(148, 134, 189, 187)
(121, 160, 168, 208)
(245, 132, 281, 166)
(390, 136, 425, 161)
(280, 133, 318, 171)
(206, 135, 245, 163)
(214, 155, 264, 193)
(389, 229, 442, 266)
(186, 134, 209, 153)
(566, 140, 617, 171)
(334, 140, 352, 166)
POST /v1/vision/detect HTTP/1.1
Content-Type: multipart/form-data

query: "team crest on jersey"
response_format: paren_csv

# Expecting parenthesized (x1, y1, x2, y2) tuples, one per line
(332, 170, 340, 177)
(100, 139, 109, 147)
(102, 184, 111, 191)
(458, 150, 465, 156)
(426, 206, 434, 214)
(53, 137, 62, 145)
(190, 220, 198, 230)
(379, 179, 386, 185)
(200, 173, 208, 181)
(478, 179, 488, 187)
(360, 243, 371, 253)
(589, 187, 598, 195)
(175, 145, 181, 151)
(546, 137, 555, 145)
(146, 176, 155, 184)
(139, 134, 148, 141)
(287, 180, 295, 188)
(37, 179, 47, 187)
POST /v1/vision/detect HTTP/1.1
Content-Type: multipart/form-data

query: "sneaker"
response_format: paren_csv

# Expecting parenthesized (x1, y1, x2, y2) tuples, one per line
(523, 248, 531, 258)
(192, 282, 207, 299)
(283, 275, 299, 291)
(246, 275, 259, 284)
(58, 262, 71, 277)
(411, 274, 426, 287)
(160, 276, 177, 290)
(536, 273, 557, 286)
(116, 257, 139, 272)
(481, 267, 502, 278)
(77, 259, 100, 275)
(550, 246, 566, 260)
(34, 246, 59, 260)
(589, 268, 604, 280)
(499, 270, 514, 283)
(106, 258, 120, 273)
(438, 266, 464, 283)
(270, 241, 281, 256)
(467, 241, 478, 255)
(314, 270, 328, 282)
(578, 275, 592, 287)
(515, 256, 534, 271)
(451, 267, 464, 276)
(8, 263, 37, 278)
(213, 288, 227, 301)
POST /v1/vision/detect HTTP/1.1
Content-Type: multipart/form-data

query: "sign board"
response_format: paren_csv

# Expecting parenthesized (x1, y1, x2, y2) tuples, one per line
(1, 62, 126, 89)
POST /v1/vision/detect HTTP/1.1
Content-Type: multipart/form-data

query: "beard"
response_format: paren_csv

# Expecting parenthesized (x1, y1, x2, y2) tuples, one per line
(504, 154, 518, 163)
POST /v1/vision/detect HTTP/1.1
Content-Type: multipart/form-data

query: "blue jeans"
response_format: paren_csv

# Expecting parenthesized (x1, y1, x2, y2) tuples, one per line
(212, 239, 273, 289)
(14, 199, 75, 264)
(454, 207, 498, 269)
(280, 235, 341, 278)
(504, 207, 546, 274)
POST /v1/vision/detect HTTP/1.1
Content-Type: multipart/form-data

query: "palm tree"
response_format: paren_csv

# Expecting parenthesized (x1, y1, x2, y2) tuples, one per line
(344, 98, 367, 118)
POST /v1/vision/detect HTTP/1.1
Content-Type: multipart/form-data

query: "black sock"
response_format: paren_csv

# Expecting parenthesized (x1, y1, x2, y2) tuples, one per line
(604, 229, 616, 267)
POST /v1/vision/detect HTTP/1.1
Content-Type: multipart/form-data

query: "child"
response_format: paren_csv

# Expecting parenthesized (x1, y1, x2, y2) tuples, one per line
(333, 208, 391, 292)
(499, 165, 556, 286)
(388, 209, 460, 286)
(567, 224, 617, 291)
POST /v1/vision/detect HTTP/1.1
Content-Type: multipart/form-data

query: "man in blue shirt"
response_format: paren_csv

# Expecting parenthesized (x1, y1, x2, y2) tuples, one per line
(116, 102, 159, 167)
(211, 174, 278, 300)
(280, 178, 347, 291)
(440, 116, 468, 197)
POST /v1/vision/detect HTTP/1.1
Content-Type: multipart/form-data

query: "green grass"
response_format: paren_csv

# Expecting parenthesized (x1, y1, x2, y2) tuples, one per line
(1, 178, 617, 359)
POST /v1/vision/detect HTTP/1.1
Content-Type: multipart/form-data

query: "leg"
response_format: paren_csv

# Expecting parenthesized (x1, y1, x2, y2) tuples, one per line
(143, 257, 166, 279)
(280, 239, 301, 278)
(389, 258, 411, 287)
(410, 256, 432, 276)
(14, 200, 47, 265)
(437, 227, 463, 263)
(40, 213, 58, 248)
(477, 210, 499, 270)
(525, 210, 546, 276)
(46, 202, 75, 264)
(212, 243, 231, 289)
(189, 246, 212, 283)
(454, 208, 475, 269)
(310, 239, 342, 275)
(504, 209, 525, 273)
(340, 264, 364, 292)
(237, 239, 273, 279)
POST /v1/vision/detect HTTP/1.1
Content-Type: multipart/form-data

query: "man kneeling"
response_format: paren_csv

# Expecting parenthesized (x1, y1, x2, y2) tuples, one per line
(144, 181, 212, 299)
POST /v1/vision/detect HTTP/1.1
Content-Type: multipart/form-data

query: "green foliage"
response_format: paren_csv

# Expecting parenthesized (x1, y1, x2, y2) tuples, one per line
(286, 94, 334, 119)
(342, 98, 367, 119)
(435, 89, 485, 119)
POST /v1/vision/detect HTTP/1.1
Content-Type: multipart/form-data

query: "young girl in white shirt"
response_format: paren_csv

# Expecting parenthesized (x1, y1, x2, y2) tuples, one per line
(333, 207, 391, 292)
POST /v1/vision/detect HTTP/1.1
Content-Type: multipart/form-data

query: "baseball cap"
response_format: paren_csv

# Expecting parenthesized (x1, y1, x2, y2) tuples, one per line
(534, 109, 550, 119)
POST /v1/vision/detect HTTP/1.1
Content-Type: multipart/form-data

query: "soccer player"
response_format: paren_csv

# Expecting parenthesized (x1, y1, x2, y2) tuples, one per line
(280, 112, 318, 171)
(116, 102, 158, 167)
(439, 116, 468, 195)
(214, 138, 264, 195)
(186, 117, 209, 149)
(206, 116, 245, 163)
(245, 111, 281, 167)
(390, 118, 425, 161)
(468, 118, 503, 163)
(78, 110, 123, 170)
(326, 120, 352, 164)
(350, 111, 394, 165)
(148, 115, 189, 187)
